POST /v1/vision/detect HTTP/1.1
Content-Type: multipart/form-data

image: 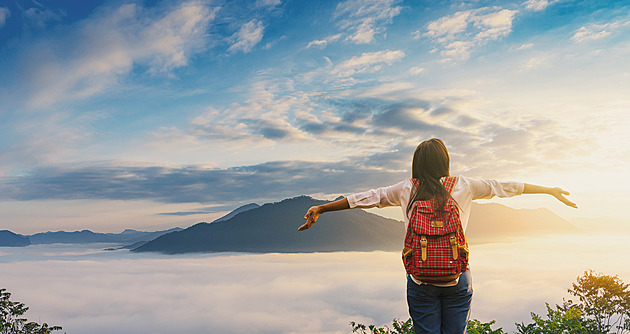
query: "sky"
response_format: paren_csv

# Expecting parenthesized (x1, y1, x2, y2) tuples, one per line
(1, 0, 629, 233)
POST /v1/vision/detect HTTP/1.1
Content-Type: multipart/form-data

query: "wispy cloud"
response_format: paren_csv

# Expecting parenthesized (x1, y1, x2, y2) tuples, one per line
(0, 7, 9, 29)
(307, 0, 401, 47)
(331, 50, 405, 77)
(306, 34, 341, 48)
(22, 4, 65, 29)
(228, 19, 265, 53)
(334, 0, 402, 44)
(255, 0, 282, 8)
(409, 67, 424, 75)
(571, 19, 630, 43)
(12, 1, 217, 108)
(173, 50, 407, 147)
(521, 0, 559, 12)
(419, 7, 518, 62)
(513, 43, 534, 51)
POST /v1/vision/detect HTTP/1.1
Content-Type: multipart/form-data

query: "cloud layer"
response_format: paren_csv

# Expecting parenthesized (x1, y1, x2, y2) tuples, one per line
(2, 233, 630, 333)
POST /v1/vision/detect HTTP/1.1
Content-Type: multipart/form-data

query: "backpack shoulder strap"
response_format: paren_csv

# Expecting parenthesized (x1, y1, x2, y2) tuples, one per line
(442, 176, 458, 194)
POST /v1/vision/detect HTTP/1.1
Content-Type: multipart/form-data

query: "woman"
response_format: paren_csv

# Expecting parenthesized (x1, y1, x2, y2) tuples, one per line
(299, 138, 576, 334)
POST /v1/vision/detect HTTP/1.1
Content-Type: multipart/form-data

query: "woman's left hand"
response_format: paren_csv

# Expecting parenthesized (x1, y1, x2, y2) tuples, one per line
(549, 187, 577, 208)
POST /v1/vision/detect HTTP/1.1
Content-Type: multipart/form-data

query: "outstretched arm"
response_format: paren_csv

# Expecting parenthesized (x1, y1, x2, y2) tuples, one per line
(298, 198, 350, 231)
(523, 183, 577, 208)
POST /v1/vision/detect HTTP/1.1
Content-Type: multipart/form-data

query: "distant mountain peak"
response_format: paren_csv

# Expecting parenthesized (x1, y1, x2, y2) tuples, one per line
(0, 230, 31, 247)
(211, 203, 260, 223)
(134, 195, 403, 254)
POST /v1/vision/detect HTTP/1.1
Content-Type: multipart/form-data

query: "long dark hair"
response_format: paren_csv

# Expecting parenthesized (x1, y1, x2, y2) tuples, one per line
(406, 138, 455, 216)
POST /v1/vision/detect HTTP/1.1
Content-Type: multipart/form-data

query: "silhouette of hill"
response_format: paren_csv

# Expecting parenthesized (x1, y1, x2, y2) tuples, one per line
(133, 196, 405, 254)
(466, 203, 582, 243)
(28, 228, 182, 245)
(212, 203, 259, 222)
(0, 230, 31, 247)
(134, 197, 582, 254)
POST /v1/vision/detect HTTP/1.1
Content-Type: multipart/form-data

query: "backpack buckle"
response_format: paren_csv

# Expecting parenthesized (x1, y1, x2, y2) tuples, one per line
(449, 235, 459, 260)
(420, 236, 428, 261)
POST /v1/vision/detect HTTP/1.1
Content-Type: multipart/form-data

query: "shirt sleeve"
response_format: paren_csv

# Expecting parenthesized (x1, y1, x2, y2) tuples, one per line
(462, 176, 525, 200)
(346, 180, 407, 209)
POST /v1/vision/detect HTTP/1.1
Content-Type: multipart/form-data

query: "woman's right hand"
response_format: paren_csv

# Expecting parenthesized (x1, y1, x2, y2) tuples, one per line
(299, 206, 322, 231)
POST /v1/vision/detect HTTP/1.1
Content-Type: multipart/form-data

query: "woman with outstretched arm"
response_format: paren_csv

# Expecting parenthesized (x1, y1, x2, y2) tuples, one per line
(299, 138, 576, 334)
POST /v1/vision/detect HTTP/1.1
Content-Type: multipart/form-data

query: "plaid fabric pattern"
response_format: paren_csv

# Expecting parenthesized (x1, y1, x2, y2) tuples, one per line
(403, 177, 469, 282)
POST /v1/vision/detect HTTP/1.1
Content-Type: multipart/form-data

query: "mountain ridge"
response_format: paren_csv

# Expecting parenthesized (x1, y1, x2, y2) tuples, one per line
(0, 197, 582, 251)
(133, 196, 582, 254)
(133, 196, 405, 254)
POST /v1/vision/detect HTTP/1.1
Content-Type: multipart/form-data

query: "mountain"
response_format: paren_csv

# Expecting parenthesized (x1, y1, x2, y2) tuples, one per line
(28, 228, 182, 245)
(212, 203, 259, 223)
(0, 230, 31, 247)
(133, 196, 405, 254)
(134, 197, 582, 254)
(466, 203, 582, 243)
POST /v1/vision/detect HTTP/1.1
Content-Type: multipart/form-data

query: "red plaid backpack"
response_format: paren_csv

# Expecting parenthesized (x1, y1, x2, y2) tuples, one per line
(402, 176, 469, 283)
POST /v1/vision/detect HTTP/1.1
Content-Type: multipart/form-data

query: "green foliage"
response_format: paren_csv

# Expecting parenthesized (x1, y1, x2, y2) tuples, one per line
(467, 319, 506, 334)
(350, 318, 414, 334)
(565, 270, 630, 334)
(518, 302, 587, 334)
(0, 289, 62, 334)
(350, 318, 508, 334)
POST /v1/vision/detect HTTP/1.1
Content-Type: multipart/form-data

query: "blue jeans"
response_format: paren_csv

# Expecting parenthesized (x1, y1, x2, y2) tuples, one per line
(406, 270, 473, 334)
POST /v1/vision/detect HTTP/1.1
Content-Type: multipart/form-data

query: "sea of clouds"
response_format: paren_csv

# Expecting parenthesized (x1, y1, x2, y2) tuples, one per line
(1, 232, 629, 334)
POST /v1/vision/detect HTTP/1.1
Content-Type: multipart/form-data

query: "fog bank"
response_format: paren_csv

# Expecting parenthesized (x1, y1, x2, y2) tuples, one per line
(1, 233, 629, 333)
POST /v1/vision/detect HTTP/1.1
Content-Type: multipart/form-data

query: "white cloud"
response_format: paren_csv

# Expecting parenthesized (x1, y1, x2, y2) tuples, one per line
(228, 19, 265, 53)
(572, 25, 611, 43)
(332, 50, 405, 77)
(255, 0, 282, 8)
(23, 6, 64, 29)
(409, 67, 424, 75)
(522, 0, 554, 11)
(425, 10, 472, 43)
(21, 1, 217, 108)
(423, 7, 518, 62)
(514, 42, 534, 51)
(441, 40, 475, 61)
(473, 9, 517, 42)
(571, 20, 630, 43)
(179, 78, 314, 145)
(298, 49, 407, 91)
(333, 0, 402, 44)
(306, 34, 341, 48)
(521, 0, 562, 12)
(0, 7, 11, 28)
(521, 53, 555, 71)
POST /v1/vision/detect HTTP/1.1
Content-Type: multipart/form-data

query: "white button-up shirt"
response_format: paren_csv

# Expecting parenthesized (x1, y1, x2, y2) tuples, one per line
(346, 176, 525, 231)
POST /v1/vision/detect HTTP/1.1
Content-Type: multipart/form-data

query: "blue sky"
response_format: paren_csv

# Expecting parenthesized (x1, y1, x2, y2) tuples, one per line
(1, 0, 629, 233)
